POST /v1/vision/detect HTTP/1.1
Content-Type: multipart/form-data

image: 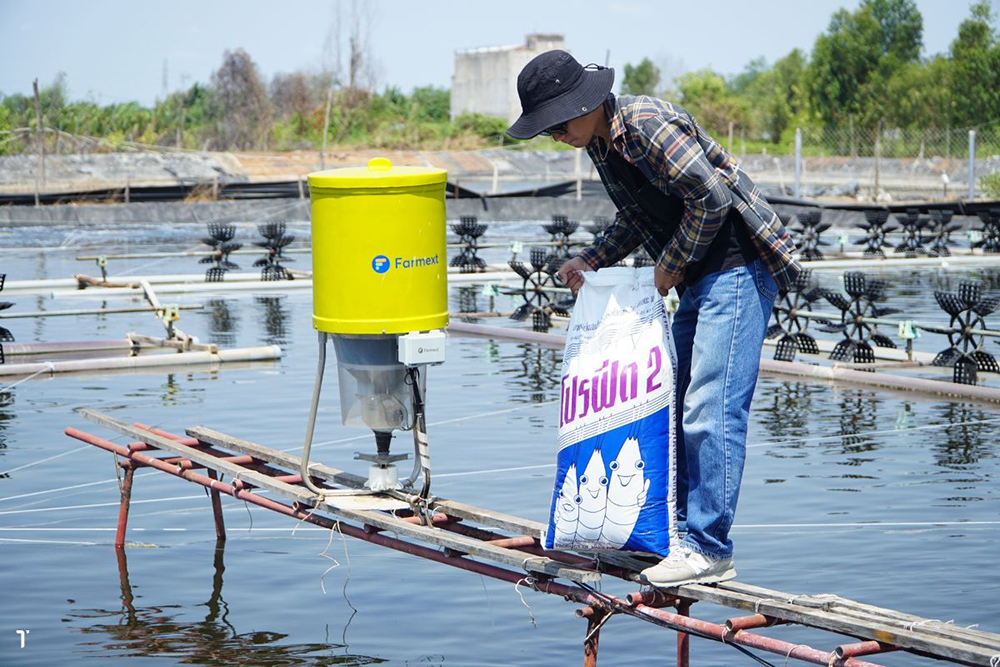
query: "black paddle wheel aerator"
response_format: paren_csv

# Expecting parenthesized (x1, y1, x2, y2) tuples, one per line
(542, 215, 579, 260)
(0, 274, 13, 364)
(790, 210, 832, 261)
(200, 223, 242, 282)
(766, 268, 826, 361)
(819, 272, 899, 366)
(508, 247, 574, 332)
(449, 216, 489, 273)
(254, 221, 295, 281)
(855, 210, 896, 258)
(922, 281, 1000, 385)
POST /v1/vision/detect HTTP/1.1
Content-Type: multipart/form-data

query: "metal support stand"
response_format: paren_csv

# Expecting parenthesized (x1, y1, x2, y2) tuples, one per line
(115, 463, 135, 548)
(206, 469, 227, 541)
(299, 331, 330, 497)
(676, 600, 692, 667)
(299, 331, 433, 500)
(580, 607, 611, 667)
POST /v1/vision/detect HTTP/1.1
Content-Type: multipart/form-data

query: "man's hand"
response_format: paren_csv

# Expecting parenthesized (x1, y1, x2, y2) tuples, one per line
(556, 256, 592, 296)
(654, 265, 681, 296)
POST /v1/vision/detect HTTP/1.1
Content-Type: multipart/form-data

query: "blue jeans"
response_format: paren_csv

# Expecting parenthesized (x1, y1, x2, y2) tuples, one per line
(672, 260, 777, 559)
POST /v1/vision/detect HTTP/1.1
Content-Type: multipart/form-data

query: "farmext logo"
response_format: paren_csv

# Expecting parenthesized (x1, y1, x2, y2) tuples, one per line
(371, 253, 440, 274)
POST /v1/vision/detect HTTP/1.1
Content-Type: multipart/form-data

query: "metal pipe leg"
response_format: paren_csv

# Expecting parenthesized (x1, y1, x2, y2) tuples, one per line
(114, 464, 135, 548)
(299, 331, 329, 497)
(206, 469, 226, 541)
(583, 608, 610, 667)
(676, 600, 692, 667)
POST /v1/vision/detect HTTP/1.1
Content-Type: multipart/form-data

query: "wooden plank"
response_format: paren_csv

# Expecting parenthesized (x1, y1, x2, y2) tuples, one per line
(83, 412, 600, 584)
(187, 425, 369, 489)
(721, 581, 1000, 650)
(669, 582, 1000, 664)
(128, 420, 1000, 661)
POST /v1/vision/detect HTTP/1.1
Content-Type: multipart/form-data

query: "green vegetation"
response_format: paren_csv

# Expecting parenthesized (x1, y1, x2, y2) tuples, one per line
(983, 172, 1000, 199)
(1, 1, 998, 157)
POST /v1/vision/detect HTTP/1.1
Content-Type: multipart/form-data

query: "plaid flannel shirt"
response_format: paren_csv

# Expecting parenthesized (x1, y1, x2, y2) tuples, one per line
(578, 94, 801, 291)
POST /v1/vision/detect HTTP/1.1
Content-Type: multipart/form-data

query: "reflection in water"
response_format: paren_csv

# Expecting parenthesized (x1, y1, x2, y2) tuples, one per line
(68, 547, 382, 666)
(207, 299, 238, 347)
(930, 402, 997, 469)
(832, 389, 882, 462)
(0, 390, 11, 476)
(255, 296, 290, 346)
(506, 343, 561, 404)
(756, 381, 819, 444)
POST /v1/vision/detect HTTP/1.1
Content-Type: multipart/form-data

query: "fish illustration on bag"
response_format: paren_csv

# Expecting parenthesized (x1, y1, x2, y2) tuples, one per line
(601, 437, 649, 548)
(575, 449, 608, 542)
(552, 462, 580, 545)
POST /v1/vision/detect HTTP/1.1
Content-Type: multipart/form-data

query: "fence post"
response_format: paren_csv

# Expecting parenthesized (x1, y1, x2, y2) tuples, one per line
(793, 128, 802, 198)
(728, 121, 734, 153)
(32, 78, 46, 189)
(849, 117, 856, 158)
(968, 130, 977, 200)
(874, 121, 882, 200)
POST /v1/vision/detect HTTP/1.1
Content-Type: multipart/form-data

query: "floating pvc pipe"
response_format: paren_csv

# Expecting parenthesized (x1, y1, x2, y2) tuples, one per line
(75, 248, 310, 261)
(0, 345, 281, 378)
(0, 304, 202, 320)
(447, 321, 1000, 403)
(0, 340, 135, 356)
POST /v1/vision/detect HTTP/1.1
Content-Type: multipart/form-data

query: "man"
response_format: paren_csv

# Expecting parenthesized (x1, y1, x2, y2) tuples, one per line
(507, 50, 800, 586)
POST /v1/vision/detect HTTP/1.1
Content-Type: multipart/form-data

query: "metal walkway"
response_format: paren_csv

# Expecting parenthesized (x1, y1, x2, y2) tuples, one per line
(66, 409, 1000, 667)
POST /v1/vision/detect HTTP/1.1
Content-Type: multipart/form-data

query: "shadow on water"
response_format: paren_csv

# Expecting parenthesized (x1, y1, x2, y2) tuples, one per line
(67, 546, 383, 666)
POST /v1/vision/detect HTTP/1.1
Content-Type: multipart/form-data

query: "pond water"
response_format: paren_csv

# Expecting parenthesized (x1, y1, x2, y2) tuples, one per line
(0, 217, 998, 666)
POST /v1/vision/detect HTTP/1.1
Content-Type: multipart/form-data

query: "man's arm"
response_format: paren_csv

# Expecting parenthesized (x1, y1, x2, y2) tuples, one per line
(576, 204, 646, 270)
(638, 116, 733, 284)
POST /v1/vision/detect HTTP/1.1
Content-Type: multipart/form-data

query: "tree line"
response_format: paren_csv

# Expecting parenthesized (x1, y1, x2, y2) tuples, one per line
(621, 0, 1000, 150)
(1, 0, 997, 156)
(0, 47, 506, 156)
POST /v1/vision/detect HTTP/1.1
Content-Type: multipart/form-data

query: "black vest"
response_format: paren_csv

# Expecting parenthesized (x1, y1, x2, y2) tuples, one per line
(605, 150, 759, 286)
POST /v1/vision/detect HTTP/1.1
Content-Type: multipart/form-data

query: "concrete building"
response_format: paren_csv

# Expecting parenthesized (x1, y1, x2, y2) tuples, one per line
(451, 33, 565, 123)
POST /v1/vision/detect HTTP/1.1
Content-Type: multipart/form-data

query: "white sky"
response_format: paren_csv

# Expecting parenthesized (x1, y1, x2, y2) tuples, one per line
(0, 0, 995, 105)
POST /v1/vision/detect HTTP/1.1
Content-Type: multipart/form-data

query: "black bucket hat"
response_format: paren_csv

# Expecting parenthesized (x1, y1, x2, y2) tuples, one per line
(506, 50, 614, 140)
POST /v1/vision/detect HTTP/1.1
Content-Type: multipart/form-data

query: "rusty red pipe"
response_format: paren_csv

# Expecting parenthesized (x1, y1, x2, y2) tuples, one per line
(69, 425, 891, 667)
(65, 426, 602, 608)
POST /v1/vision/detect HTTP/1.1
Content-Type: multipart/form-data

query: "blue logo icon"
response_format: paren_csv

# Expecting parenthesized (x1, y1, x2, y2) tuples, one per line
(372, 255, 390, 273)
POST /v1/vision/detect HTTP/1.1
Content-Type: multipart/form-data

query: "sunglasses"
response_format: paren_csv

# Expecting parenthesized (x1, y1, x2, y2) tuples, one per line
(540, 122, 568, 137)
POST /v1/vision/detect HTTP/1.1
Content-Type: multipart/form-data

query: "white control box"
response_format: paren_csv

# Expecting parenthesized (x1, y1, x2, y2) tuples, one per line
(398, 330, 446, 366)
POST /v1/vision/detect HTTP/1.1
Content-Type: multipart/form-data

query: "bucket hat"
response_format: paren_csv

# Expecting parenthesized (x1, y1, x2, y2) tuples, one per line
(506, 50, 614, 140)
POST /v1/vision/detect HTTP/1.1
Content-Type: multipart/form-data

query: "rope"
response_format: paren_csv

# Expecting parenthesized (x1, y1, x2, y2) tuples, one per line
(514, 577, 538, 628)
(317, 518, 341, 595)
(784, 644, 809, 667)
(0, 362, 56, 391)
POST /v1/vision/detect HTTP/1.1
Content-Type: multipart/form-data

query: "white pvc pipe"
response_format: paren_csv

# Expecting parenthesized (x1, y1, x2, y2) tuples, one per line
(0, 345, 282, 377)
(446, 322, 1000, 403)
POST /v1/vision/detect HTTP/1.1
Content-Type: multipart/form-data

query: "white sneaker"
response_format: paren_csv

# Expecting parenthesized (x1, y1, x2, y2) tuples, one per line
(640, 545, 737, 587)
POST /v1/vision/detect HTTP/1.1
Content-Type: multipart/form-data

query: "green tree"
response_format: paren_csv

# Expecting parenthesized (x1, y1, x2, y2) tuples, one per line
(949, 0, 1000, 127)
(676, 69, 747, 136)
(744, 49, 809, 142)
(621, 58, 661, 96)
(409, 86, 449, 122)
(884, 55, 952, 129)
(808, 0, 923, 128)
